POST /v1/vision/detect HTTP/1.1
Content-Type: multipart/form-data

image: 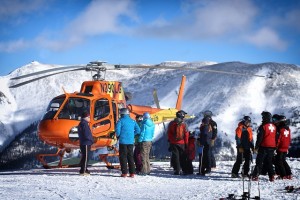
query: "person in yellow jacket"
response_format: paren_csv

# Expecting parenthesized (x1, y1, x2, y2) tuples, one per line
(231, 116, 254, 178)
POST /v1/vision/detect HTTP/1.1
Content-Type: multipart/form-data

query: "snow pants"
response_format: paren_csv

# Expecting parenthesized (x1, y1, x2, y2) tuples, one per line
(140, 141, 152, 174)
(199, 144, 212, 174)
(252, 147, 275, 178)
(231, 148, 251, 175)
(79, 145, 91, 173)
(134, 144, 142, 173)
(211, 145, 216, 168)
(170, 143, 187, 174)
(119, 144, 135, 175)
(275, 151, 291, 177)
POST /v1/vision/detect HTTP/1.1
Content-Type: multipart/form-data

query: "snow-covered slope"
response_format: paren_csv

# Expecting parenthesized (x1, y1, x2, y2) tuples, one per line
(0, 61, 300, 153)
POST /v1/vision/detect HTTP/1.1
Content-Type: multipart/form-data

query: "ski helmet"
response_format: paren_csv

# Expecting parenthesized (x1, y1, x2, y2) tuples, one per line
(120, 108, 129, 115)
(278, 115, 287, 123)
(203, 110, 213, 117)
(176, 110, 187, 119)
(261, 111, 272, 122)
(272, 114, 281, 124)
(243, 116, 251, 123)
(143, 112, 151, 119)
(189, 131, 195, 138)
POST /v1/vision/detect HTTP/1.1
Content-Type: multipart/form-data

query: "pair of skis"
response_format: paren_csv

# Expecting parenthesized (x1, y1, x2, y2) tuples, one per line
(243, 165, 260, 200)
(220, 152, 260, 199)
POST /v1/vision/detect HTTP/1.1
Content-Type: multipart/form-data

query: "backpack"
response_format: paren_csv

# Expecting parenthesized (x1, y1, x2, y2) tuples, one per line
(175, 122, 186, 141)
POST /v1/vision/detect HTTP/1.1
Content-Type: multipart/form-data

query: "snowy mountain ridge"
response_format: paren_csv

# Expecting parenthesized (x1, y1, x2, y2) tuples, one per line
(0, 61, 300, 154)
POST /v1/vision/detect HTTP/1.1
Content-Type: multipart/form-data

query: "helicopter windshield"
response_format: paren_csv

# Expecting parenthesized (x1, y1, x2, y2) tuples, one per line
(58, 98, 90, 120)
(42, 98, 65, 120)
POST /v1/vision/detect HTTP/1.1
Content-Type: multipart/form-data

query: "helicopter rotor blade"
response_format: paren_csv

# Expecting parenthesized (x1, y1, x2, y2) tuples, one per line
(10, 65, 86, 80)
(117, 64, 265, 78)
(9, 68, 86, 88)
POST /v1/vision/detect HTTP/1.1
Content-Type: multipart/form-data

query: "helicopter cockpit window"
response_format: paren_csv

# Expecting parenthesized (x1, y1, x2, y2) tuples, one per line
(42, 98, 65, 120)
(94, 98, 110, 120)
(58, 98, 90, 120)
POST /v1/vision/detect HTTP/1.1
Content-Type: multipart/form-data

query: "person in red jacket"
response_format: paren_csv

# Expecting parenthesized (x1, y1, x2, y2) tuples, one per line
(273, 115, 292, 179)
(251, 111, 277, 182)
(167, 110, 189, 175)
(185, 131, 196, 175)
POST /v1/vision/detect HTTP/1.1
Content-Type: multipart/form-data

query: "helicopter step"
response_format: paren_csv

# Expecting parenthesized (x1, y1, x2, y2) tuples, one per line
(36, 148, 79, 169)
(98, 146, 120, 169)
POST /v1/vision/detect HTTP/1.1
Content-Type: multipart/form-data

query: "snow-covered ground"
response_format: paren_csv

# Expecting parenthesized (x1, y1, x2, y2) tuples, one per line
(0, 160, 299, 200)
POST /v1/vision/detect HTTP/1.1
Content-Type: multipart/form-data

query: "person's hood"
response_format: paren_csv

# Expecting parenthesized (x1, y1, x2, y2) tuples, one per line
(143, 118, 154, 127)
(174, 117, 183, 124)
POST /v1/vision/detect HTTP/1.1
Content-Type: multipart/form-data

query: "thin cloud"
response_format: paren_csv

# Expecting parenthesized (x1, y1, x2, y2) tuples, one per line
(244, 27, 287, 50)
(37, 0, 137, 51)
(285, 9, 300, 31)
(0, 0, 44, 22)
(0, 39, 29, 52)
(0, 0, 296, 53)
(135, 0, 257, 39)
(192, 0, 257, 37)
(134, 0, 291, 51)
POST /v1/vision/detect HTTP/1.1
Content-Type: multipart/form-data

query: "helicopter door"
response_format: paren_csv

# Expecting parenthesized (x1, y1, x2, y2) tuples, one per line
(92, 98, 113, 136)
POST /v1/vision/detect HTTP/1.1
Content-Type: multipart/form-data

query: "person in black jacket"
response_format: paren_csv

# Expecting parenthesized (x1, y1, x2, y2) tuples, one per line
(203, 110, 217, 169)
(197, 116, 213, 175)
(78, 110, 94, 175)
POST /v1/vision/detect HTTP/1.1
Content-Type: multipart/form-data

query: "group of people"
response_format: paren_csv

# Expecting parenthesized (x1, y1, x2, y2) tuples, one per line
(167, 109, 217, 176)
(166, 109, 292, 182)
(232, 111, 292, 182)
(77, 107, 292, 181)
(116, 108, 155, 177)
(77, 108, 155, 177)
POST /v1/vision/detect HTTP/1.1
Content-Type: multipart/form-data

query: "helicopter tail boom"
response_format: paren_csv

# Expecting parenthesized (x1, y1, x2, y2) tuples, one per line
(176, 75, 186, 111)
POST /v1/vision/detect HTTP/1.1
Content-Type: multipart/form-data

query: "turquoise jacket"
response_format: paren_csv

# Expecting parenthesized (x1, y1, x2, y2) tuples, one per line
(138, 118, 155, 142)
(116, 115, 140, 144)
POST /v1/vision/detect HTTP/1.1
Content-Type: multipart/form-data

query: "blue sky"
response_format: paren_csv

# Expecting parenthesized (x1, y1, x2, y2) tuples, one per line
(0, 0, 300, 76)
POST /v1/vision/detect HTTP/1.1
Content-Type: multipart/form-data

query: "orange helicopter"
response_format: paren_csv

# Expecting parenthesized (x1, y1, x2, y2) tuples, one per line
(9, 61, 191, 169)
(9, 61, 264, 169)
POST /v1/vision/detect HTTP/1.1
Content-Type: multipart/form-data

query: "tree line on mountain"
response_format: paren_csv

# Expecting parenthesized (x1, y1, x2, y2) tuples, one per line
(0, 122, 57, 170)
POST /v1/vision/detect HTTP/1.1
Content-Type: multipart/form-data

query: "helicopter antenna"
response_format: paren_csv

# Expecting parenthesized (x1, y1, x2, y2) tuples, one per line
(62, 86, 67, 95)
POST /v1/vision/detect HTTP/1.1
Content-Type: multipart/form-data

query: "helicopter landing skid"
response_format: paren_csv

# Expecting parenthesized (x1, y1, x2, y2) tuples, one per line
(36, 148, 78, 169)
(99, 146, 120, 169)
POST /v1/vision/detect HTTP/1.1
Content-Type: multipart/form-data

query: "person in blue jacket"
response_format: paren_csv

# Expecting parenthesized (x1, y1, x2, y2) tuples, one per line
(116, 108, 141, 178)
(138, 112, 155, 175)
(78, 110, 94, 175)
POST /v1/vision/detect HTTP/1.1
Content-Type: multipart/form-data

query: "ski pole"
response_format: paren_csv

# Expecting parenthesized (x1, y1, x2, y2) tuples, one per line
(242, 151, 244, 194)
(258, 175, 260, 199)
(199, 146, 203, 174)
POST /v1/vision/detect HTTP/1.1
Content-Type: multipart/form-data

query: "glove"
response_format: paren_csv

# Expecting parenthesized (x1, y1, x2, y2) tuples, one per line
(253, 148, 258, 154)
(168, 145, 172, 152)
(210, 139, 215, 147)
(238, 148, 244, 153)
